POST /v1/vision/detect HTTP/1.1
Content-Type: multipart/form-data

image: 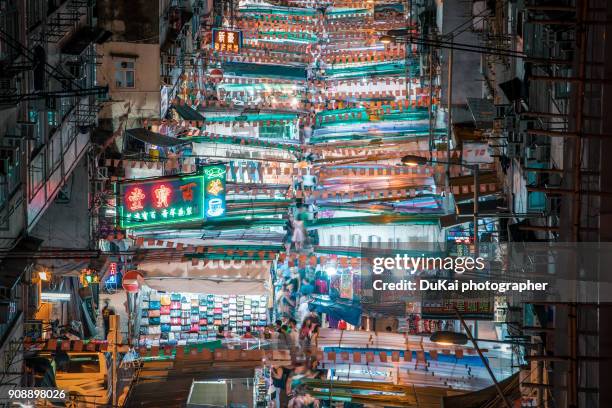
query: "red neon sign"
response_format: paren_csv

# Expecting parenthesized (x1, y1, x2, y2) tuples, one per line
(180, 182, 197, 201)
(127, 187, 146, 211)
(153, 184, 172, 208)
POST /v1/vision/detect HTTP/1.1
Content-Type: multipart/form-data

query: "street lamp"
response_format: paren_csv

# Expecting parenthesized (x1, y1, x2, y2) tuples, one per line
(380, 35, 396, 44)
(430, 309, 513, 408)
(401, 155, 480, 246)
(429, 330, 468, 346)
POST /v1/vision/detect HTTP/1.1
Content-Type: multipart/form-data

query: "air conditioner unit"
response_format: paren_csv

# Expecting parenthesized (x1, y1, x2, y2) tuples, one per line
(507, 142, 522, 158)
(546, 196, 561, 215)
(495, 104, 510, 118)
(518, 119, 534, 133)
(507, 131, 523, 144)
(526, 145, 550, 163)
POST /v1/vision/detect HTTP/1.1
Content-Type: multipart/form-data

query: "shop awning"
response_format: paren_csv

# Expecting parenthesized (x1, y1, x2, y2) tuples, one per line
(143, 278, 266, 296)
(173, 104, 206, 122)
(137, 260, 272, 295)
(442, 372, 519, 408)
(125, 128, 189, 147)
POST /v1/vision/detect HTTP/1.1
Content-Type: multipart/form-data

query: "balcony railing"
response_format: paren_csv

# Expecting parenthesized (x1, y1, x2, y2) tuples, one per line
(27, 97, 91, 231)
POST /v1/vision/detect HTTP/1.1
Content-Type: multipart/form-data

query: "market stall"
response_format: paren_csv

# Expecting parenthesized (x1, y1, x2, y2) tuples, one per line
(134, 258, 273, 347)
(138, 288, 268, 347)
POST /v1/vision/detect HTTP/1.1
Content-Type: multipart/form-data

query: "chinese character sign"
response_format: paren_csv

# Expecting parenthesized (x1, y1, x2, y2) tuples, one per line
(118, 175, 206, 228)
(212, 28, 242, 53)
(203, 164, 226, 218)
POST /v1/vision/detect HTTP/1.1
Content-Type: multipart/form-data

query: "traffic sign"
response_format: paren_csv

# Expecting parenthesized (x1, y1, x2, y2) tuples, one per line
(122, 270, 143, 293)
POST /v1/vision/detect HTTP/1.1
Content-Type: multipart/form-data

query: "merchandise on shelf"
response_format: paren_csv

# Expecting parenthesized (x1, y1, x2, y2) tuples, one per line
(138, 291, 268, 346)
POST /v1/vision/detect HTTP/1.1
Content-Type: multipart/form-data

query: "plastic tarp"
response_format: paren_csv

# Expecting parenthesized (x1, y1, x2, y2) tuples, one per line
(308, 296, 362, 326)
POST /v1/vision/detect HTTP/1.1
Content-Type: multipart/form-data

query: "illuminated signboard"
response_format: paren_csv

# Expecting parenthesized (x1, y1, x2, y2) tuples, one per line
(212, 28, 242, 53)
(118, 174, 206, 228)
(203, 164, 226, 218)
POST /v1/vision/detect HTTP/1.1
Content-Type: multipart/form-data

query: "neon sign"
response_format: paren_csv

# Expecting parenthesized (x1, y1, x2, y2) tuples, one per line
(153, 184, 172, 208)
(203, 164, 226, 218)
(127, 187, 145, 211)
(118, 174, 206, 228)
(212, 28, 242, 53)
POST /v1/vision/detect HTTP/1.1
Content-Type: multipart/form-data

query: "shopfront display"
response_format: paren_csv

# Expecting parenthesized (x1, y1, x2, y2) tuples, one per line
(138, 288, 268, 346)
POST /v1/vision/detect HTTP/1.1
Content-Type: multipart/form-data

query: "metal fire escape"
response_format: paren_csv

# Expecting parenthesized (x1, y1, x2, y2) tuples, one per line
(0, 0, 108, 242)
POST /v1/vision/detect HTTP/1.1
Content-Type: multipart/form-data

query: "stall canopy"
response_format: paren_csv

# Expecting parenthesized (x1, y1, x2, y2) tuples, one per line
(308, 296, 362, 326)
(173, 104, 206, 122)
(137, 260, 271, 295)
(125, 128, 189, 147)
(143, 278, 265, 295)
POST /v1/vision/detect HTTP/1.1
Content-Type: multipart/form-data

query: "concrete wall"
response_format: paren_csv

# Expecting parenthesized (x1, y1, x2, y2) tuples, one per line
(438, 0, 484, 106)
(97, 42, 162, 131)
(30, 156, 91, 249)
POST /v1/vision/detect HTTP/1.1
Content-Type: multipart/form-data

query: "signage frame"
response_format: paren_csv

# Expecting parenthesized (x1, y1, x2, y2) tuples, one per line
(212, 28, 243, 53)
(117, 174, 206, 229)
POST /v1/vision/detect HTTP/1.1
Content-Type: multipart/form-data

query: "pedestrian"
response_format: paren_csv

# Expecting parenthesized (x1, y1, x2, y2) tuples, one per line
(243, 326, 254, 339)
(216, 325, 226, 339)
(288, 318, 299, 347)
(284, 216, 294, 253)
(292, 213, 306, 251)
(279, 324, 292, 348)
(101, 299, 115, 339)
(300, 318, 312, 347)
(279, 284, 296, 319)
(310, 324, 320, 347)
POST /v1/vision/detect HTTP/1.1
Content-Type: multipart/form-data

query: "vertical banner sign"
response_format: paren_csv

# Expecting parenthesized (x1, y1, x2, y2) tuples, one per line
(212, 28, 242, 53)
(118, 175, 206, 228)
(203, 164, 226, 219)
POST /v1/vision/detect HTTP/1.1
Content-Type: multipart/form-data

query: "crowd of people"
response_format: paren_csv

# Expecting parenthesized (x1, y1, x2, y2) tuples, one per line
(259, 314, 325, 407)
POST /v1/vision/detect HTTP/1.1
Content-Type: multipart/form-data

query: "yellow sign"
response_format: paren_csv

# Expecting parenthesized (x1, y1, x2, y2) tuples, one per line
(213, 29, 242, 53)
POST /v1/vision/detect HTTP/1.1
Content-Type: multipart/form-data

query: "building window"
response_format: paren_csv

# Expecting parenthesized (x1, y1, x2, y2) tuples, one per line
(115, 60, 135, 88)
(351, 234, 361, 247)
